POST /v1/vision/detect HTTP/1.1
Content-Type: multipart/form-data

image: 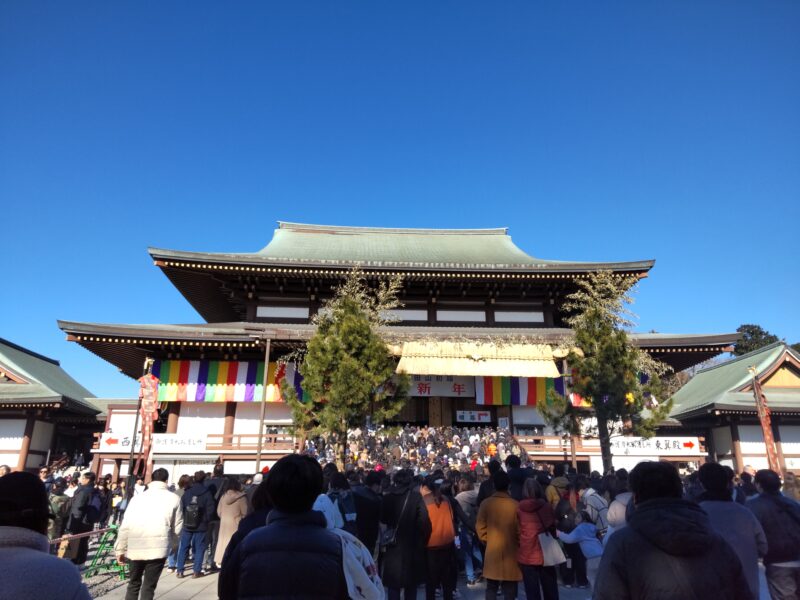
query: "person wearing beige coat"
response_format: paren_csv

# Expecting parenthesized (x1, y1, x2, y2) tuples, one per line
(115, 469, 182, 600)
(214, 480, 250, 566)
(477, 471, 522, 599)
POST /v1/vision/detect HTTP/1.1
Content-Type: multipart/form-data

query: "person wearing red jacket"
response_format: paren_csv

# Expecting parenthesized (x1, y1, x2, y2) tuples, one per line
(517, 479, 559, 600)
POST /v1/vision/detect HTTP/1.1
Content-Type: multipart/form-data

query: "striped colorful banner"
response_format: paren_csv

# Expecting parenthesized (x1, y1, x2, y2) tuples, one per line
(475, 376, 555, 406)
(151, 360, 305, 403)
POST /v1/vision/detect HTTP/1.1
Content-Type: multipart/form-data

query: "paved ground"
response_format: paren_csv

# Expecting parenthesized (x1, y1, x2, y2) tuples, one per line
(95, 572, 594, 599)
(95, 567, 772, 599)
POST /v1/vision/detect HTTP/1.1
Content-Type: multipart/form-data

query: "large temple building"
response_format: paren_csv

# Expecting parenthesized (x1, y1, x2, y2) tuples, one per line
(60, 222, 743, 477)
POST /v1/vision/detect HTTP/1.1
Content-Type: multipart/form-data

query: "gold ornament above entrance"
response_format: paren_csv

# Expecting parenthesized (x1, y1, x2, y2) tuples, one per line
(396, 341, 561, 378)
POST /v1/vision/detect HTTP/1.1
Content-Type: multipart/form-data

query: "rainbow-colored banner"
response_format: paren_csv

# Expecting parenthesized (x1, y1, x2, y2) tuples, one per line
(476, 377, 555, 406)
(151, 360, 306, 403)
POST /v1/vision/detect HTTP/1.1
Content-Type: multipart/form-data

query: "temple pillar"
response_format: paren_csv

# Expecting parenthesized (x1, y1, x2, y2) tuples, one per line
(16, 414, 34, 472)
(441, 398, 453, 426)
(166, 402, 180, 434)
(772, 417, 786, 473)
(224, 402, 236, 443)
(428, 397, 442, 427)
(730, 420, 743, 474)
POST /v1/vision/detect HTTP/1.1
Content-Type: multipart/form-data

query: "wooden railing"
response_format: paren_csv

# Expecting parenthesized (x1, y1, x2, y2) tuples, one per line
(515, 435, 594, 454)
(206, 433, 296, 452)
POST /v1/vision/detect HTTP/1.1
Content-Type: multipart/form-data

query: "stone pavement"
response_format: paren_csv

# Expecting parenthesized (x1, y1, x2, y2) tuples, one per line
(95, 572, 595, 600)
(95, 568, 771, 599)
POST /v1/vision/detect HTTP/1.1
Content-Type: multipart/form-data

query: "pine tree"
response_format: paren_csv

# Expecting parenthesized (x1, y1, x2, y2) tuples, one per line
(281, 269, 409, 467)
(734, 324, 780, 356)
(538, 271, 673, 472)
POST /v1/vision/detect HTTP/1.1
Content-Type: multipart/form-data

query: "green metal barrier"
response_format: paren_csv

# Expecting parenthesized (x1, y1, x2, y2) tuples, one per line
(83, 525, 129, 580)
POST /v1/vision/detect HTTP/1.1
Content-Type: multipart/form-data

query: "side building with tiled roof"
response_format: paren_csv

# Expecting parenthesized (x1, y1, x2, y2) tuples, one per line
(670, 342, 800, 474)
(0, 337, 98, 472)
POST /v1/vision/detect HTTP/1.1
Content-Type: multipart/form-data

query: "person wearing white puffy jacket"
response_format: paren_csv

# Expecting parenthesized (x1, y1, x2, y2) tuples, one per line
(115, 469, 183, 600)
(603, 490, 633, 546)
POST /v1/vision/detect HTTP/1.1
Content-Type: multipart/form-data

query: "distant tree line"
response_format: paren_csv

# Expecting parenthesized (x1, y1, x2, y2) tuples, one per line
(734, 324, 800, 356)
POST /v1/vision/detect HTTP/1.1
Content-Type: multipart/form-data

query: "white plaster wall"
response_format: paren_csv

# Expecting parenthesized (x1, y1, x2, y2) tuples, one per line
(107, 410, 139, 436)
(610, 456, 658, 471)
(741, 456, 770, 470)
(738, 425, 766, 454)
(224, 459, 280, 475)
(0, 453, 18, 467)
(511, 406, 546, 426)
(177, 403, 226, 436)
(0, 420, 25, 450)
(31, 421, 54, 453)
(589, 455, 605, 474)
(233, 403, 293, 434)
(152, 459, 218, 483)
(99, 460, 117, 478)
(779, 425, 800, 454)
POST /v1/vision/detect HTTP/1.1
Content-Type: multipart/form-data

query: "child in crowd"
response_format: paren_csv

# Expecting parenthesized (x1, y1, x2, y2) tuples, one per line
(556, 510, 603, 594)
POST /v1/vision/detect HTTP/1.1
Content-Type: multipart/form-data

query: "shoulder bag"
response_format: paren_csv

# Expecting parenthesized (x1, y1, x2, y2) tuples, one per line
(380, 491, 410, 550)
(536, 510, 566, 566)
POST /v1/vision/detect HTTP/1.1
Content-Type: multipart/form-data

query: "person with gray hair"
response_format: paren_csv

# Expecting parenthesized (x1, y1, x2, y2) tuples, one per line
(115, 468, 183, 600)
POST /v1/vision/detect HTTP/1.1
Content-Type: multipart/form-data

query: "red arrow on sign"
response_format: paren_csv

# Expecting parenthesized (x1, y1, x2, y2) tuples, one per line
(106, 437, 119, 445)
(683, 441, 695, 449)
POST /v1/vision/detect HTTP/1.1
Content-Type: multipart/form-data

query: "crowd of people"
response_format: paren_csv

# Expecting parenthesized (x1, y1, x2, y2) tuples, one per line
(1, 444, 799, 600)
(304, 425, 526, 474)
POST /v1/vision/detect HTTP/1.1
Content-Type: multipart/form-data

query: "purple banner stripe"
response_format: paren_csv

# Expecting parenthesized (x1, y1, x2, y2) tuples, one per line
(244, 361, 258, 402)
(554, 376, 565, 397)
(196, 360, 209, 402)
(510, 378, 521, 406)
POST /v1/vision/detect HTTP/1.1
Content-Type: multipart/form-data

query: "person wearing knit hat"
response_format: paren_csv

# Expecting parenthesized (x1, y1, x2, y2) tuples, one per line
(0, 472, 91, 599)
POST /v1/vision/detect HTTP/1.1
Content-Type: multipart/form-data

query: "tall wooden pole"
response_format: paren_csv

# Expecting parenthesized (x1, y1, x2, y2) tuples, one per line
(563, 359, 578, 469)
(749, 366, 783, 477)
(126, 358, 152, 495)
(255, 338, 272, 472)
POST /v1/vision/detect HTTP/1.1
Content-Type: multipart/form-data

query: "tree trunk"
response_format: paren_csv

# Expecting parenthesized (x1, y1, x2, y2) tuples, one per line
(597, 415, 613, 473)
(336, 418, 348, 470)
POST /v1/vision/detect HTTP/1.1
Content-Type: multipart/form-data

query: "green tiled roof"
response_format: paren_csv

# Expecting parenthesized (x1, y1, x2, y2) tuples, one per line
(150, 222, 655, 271)
(670, 342, 799, 418)
(0, 338, 97, 415)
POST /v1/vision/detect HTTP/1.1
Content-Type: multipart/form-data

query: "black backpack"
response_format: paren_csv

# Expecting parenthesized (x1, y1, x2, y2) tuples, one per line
(184, 495, 203, 529)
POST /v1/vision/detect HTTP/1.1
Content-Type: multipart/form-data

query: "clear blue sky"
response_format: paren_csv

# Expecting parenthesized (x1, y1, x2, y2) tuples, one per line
(2, 2, 798, 398)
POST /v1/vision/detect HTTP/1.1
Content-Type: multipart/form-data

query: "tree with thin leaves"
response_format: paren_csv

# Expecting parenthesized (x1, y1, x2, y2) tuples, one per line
(538, 271, 673, 472)
(281, 269, 409, 467)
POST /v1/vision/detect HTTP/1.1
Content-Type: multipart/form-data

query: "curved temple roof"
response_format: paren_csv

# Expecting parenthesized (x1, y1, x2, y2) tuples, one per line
(150, 222, 655, 272)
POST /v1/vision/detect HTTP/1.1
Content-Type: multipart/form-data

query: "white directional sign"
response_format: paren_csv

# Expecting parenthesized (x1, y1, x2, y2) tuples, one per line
(151, 433, 207, 454)
(610, 436, 702, 456)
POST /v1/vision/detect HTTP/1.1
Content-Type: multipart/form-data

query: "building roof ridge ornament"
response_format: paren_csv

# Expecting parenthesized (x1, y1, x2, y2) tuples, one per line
(276, 221, 509, 235)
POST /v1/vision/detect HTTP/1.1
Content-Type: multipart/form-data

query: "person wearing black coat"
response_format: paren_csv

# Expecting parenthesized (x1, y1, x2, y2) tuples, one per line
(219, 454, 348, 600)
(477, 460, 501, 506)
(176, 472, 216, 578)
(66, 471, 96, 565)
(381, 469, 432, 600)
(555, 483, 588, 588)
(594, 461, 753, 600)
(747, 469, 800, 599)
(352, 471, 382, 556)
